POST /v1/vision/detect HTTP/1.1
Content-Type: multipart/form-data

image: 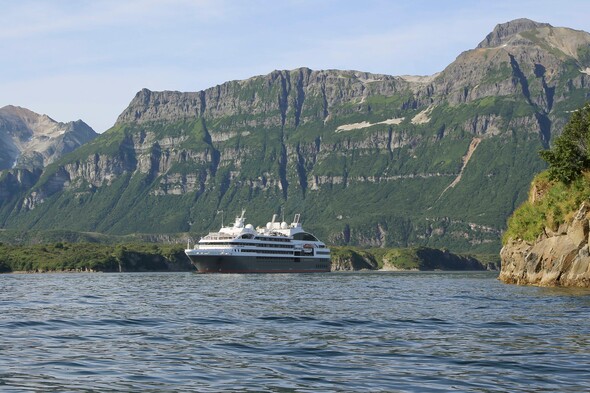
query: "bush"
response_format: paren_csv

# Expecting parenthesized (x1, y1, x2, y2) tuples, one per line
(540, 102, 590, 183)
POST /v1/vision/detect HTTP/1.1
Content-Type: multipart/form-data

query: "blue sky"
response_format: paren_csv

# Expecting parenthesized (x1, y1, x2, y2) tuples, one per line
(1, 0, 590, 132)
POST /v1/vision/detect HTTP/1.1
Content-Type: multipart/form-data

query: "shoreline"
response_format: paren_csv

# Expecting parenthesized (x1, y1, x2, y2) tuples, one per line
(2, 268, 497, 275)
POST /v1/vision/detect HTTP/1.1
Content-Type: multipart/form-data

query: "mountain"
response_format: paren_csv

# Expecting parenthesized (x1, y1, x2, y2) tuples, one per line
(0, 106, 97, 224)
(1, 19, 590, 253)
(0, 105, 97, 170)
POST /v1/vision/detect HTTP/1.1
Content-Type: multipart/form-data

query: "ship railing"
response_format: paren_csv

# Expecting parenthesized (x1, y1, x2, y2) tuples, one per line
(202, 232, 235, 241)
(196, 243, 233, 248)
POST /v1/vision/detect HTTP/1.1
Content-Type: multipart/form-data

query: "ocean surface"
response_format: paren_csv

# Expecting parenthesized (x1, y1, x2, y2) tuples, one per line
(1, 271, 590, 392)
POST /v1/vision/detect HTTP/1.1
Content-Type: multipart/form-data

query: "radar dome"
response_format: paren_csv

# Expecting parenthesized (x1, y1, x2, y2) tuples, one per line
(245, 224, 254, 230)
(281, 222, 288, 229)
(266, 222, 272, 229)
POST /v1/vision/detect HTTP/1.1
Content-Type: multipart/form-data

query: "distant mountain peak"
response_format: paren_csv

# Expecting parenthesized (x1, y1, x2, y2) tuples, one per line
(477, 18, 552, 48)
(0, 105, 52, 124)
(0, 106, 98, 170)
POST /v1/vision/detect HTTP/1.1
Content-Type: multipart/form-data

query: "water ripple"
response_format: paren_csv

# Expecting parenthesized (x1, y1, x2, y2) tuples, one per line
(1, 271, 590, 391)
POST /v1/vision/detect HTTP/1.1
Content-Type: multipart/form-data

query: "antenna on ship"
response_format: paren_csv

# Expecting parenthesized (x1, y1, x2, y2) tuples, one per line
(217, 210, 224, 227)
(281, 206, 285, 223)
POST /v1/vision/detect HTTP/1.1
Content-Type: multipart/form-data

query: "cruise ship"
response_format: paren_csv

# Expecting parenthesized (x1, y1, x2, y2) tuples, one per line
(185, 211, 331, 273)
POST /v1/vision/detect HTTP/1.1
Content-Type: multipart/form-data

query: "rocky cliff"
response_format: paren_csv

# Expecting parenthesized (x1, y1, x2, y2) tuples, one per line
(1, 19, 590, 253)
(500, 202, 590, 287)
(117, 70, 409, 127)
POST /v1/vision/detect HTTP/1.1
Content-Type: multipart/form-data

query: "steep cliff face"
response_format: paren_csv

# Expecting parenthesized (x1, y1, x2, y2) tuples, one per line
(0, 106, 98, 170)
(117, 70, 410, 127)
(2, 19, 590, 253)
(500, 202, 590, 287)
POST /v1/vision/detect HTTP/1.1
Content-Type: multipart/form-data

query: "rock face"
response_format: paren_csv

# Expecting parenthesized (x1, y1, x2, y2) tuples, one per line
(477, 19, 552, 48)
(500, 202, 590, 287)
(0, 105, 98, 170)
(1, 19, 590, 253)
(117, 70, 408, 126)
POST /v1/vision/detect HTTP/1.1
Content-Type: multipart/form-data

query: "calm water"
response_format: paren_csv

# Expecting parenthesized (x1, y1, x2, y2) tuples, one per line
(1, 271, 590, 392)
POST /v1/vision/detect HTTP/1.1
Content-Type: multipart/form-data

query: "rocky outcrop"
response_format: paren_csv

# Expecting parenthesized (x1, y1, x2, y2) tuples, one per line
(330, 248, 379, 271)
(381, 247, 487, 271)
(477, 19, 552, 48)
(330, 246, 489, 272)
(500, 202, 590, 287)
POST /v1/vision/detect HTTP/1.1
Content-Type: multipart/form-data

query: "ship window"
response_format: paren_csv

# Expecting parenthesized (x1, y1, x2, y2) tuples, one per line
(241, 234, 254, 239)
(292, 232, 318, 241)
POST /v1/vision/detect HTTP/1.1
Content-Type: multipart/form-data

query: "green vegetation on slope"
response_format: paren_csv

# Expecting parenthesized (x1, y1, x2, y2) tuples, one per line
(503, 171, 590, 243)
(504, 102, 590, 243)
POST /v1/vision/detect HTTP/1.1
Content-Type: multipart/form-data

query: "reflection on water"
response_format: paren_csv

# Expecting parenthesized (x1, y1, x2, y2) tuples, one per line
(1, 271, 589, 392)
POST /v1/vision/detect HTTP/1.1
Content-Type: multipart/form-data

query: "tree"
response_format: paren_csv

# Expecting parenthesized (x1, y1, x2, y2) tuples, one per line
(540, 102, 590, 183)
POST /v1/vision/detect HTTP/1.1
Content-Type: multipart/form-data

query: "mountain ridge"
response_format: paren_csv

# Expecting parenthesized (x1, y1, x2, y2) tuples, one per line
(1, 19, 590, 253)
